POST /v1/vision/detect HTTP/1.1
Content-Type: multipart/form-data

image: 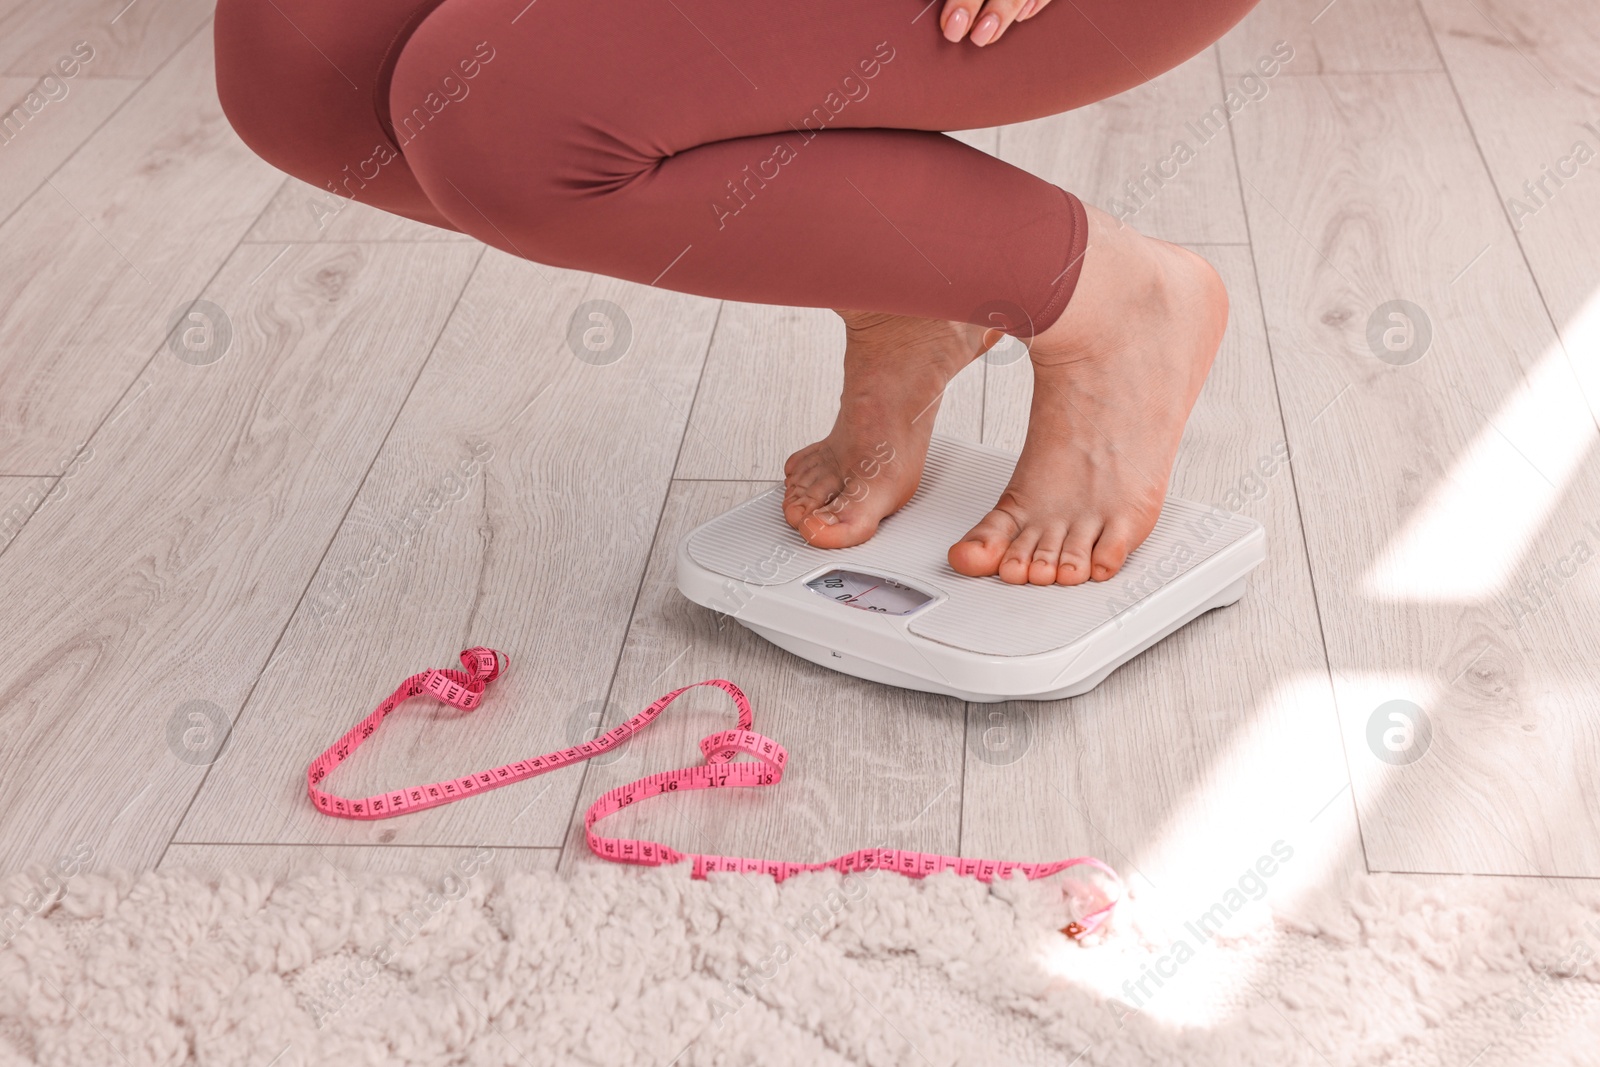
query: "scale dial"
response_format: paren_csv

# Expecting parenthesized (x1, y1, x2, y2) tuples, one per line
(805, 568, 933, 616)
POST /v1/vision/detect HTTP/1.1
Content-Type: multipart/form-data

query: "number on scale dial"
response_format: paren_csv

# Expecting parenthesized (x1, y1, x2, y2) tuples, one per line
(804, 569, 933, 616)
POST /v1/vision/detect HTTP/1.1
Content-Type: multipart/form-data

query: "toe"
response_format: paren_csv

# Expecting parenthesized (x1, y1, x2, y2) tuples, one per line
(782, 447, 809, 479)
(1089, 516, 1139, 581)
(1027, 521, 1067, 585)
(783, 480, 836, 529)
(1055, 518, 1102, 586)
(793, 497, 882, 549)
(948, 508, 1020, 577)
(998, 527, 1041, 585)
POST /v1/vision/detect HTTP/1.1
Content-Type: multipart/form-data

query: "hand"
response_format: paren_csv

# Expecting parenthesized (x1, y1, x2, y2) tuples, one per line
(939, 0, 1052, 46)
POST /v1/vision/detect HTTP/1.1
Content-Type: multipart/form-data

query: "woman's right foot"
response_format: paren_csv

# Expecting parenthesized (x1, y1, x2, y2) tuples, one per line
(948, 204, 1229, 585)
(782, 311, 994, 547)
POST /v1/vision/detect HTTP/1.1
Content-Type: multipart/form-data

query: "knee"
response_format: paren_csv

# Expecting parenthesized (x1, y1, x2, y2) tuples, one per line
(388, 28, 650, 268)
(213, 0, 346, 181)
(213, 0, 454, 228)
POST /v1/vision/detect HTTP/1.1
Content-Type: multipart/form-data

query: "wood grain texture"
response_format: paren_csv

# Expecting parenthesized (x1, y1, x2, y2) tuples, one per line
(3, 0, 1594, 901)
(175, 258, 722, 852)
(1231, 72, 1600, 875)
(0, 239, 481, 874)
(0, 29, 284, 474)
(0, 74, 138, 224)
(1000, 51, 1249, 245)
(673, 302, 985, 479)
(1420, 0, 1600, 414)
(558, 480, 965, 874)
(245, 176, 475, 245)
(161, 843, 558, 882)
(0, 474, 57, 555)
(1217, 0, 1440, 75)
(964, 246, 1362, 919)
(0, 0, 213, 78)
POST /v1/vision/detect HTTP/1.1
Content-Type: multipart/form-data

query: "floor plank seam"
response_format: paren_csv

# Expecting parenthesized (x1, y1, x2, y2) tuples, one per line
(669, 477, 782, 484)
(0, 17, 211, 237)
(1262, 68, 1445, 76)
(169, 841, 564, 851)
(1410, 0, 1600, 437)
(154, 243, 490, 869)
(1210, 46, 1368, 872)
(551, 298, 728, 870)
(1370, 868, 1600, 882)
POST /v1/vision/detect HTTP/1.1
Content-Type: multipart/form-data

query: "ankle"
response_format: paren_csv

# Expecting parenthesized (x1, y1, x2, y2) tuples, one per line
(837, 310, 988, 380)
(1030, 215, 1173, 367)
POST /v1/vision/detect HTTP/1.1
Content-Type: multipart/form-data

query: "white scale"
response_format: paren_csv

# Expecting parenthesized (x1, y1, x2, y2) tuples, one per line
(676, 437, 1265, 702)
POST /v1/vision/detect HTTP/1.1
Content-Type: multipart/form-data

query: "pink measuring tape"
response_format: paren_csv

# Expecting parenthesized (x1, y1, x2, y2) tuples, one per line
(307, 648, 1122, 939)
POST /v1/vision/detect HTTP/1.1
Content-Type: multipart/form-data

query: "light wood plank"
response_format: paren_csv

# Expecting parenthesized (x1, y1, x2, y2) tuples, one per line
(161, 843, 558, 882)
(673, 302, 985, 479)
(0, 74, 138, 222)
(1001, 51, 1249, 245)
(965, 246, 1360, 921)
(1420, 0, 1600, 416)
(558, 479, 965, 872)
(1217, 0, 1440, 75)
(0, 0, 213, 78)
(0, 239, 482, 874)
(0, 29, 285, 474)
(244, 176, 475, 244)
(0, 474, 57, 555)
(175, 258, 721, 851)
(1231, 72, 1600, 875)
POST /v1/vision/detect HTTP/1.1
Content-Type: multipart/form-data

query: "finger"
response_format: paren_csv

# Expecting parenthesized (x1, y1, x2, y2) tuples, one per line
(940, 0, 980, 42)
(1017, 0, 1054, 21)
(969, 0, 1031, 46)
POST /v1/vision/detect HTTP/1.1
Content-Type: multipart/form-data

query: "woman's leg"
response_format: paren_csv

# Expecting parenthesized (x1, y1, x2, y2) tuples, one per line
(389, 0, 1255, 330)
(215, 0, 1256, 584)
(383, 0, 1254, 583)
(213, 0, 460, 231)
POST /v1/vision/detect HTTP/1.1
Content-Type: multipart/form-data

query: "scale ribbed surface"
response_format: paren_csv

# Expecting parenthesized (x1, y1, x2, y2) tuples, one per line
(686, 437, 1259, 657)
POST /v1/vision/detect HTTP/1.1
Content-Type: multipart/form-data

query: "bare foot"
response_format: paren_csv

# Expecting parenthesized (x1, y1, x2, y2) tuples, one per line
(783, 311, 995, 547)
(947, 205, 1228, 585)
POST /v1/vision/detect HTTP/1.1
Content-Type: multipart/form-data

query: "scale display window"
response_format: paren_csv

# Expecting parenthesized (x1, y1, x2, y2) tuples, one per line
(804, 569, 934, 617)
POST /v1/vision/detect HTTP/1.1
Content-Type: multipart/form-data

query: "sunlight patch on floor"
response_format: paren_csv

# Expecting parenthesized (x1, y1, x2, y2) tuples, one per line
(1035, 672, 1365, 1027)
(1364, 290, 1600, 602)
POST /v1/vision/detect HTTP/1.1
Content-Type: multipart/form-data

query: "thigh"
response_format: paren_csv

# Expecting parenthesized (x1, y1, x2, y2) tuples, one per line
(213, 0, 458, 230)
(396, 0, 1258, 161)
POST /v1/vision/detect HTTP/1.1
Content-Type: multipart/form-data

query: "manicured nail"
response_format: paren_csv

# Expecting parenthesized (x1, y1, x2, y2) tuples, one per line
(971, 12, 1000, 45)
(1019, 0, 1038, 17)
(943, 7, 970, 41)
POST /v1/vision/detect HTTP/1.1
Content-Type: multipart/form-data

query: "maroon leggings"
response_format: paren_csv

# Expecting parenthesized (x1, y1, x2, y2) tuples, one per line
(215, 0, 1256, 334)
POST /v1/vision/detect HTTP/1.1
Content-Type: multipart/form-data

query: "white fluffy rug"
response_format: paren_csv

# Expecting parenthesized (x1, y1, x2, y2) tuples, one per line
(3, 860, 1600, 1066)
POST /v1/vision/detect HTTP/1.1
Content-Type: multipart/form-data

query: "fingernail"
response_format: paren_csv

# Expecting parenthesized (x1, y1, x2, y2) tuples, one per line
(814, 510, 839, 526)
(971, 12, 1000, 45)
(1019, 0, 1038, 17)
(943, 7, 970, 41)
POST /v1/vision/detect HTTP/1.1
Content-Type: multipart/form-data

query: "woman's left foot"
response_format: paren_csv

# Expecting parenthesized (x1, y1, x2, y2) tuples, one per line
(948, 205, 1228, 585)
(783, 311, 993, 547)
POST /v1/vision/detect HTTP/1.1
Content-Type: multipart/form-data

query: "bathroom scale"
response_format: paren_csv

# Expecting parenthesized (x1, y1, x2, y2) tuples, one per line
(676, 436, 1265, 702)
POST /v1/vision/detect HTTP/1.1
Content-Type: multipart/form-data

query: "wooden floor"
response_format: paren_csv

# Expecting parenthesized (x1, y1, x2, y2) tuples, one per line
(3, 0, 1599, 933)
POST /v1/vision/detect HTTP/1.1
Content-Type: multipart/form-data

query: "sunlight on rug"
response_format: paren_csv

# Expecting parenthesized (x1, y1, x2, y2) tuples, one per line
(2, 862, 1599, 1066)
